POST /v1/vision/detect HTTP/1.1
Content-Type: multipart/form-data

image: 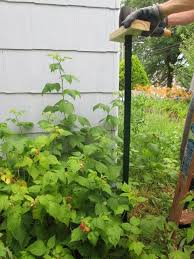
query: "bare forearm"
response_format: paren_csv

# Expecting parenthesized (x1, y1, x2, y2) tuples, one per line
(168, 10, 194, 26)
(160, 0, 194, 16)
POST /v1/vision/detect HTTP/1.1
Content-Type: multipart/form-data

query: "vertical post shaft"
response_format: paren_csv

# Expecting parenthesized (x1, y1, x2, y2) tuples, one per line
(123, 35, 132, 184)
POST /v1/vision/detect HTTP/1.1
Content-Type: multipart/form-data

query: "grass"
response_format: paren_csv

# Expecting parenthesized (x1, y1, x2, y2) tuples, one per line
(119, 94, 190, 218)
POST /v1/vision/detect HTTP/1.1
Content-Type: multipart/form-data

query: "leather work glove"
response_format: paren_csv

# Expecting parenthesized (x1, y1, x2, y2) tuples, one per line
(142, 18, 168, 37)
(121, 5, 166, 37)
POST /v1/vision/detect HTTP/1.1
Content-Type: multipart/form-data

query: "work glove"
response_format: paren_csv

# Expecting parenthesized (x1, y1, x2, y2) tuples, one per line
(122, 5, 166, 37)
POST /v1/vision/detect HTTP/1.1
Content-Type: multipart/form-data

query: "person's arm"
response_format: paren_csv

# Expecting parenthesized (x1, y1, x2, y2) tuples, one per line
(160, 0, 194, 16)
(167, 10, 194, 26)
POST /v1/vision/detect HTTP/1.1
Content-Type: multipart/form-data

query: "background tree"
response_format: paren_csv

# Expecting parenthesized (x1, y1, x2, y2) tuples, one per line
(123, 0, 194, 88)
(120, 55, 150, 90)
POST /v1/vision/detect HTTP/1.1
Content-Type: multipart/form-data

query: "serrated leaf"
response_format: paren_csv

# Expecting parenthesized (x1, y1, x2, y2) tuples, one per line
(62, 74, 79, 84)
(16, 156, 33, 168)
(66, 158, 81, 173)
(38, 152, 60, 170)
(170, 250, 190, 259)
(77, 115, 91, 127)
(0, 195, 9, 212)
(95, 161, 108, 175)
(39, 196, 70, 225)
(38, 120, 54, 130)
(83, 144, 98, 156)
(47, 235, 56, 249)
(49, 63, 62, 72)
(95, 203, 109, 215)
(43, 171, 59, 188)
(105, 115, 119, 127)
(0, 241, 6, 257)
(55, 100, 74, 115)
(105, 225, 123, 247)
(17, 122, 34, 130)
(43, 105, 58, 113)
(128, 241, 144, 256)
(63, 89, 80, 100)
(42, 83, 61, 94)
(130, 217, 141, 226)
(71, 227, 84, 242)
(187, 227, 194, 243)
(7, 208, 27, 247)
(88, 231, 99, 246)
(27, 240, 47, 256)
(93, 103, 110, 113)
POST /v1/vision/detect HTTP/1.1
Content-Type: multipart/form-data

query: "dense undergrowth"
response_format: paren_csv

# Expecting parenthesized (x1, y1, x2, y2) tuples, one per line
(0, 55, 193, 258)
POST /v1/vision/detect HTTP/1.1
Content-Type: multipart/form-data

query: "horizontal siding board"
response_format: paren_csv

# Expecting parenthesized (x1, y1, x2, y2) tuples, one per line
(0, 93, 116, 132)
(0, 50, 119, 93)
(2, 0, 120, 9)
(0, 2, 119, 52)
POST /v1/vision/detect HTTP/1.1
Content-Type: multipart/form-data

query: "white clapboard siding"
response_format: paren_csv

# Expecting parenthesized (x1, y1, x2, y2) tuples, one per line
(0, 2, 119, 52)
(0, 50, 119, 93)
(0, 0, 120, 132)
(2, 0, 120, 9)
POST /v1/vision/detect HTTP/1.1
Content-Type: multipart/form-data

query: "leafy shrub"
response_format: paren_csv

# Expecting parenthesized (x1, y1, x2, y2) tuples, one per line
(0, 54, 192, 258)
(175, 32, 194, 89)
(119, 55, 150, 90)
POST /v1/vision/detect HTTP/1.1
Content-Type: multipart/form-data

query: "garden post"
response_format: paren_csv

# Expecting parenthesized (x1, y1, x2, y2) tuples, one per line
(123, 35, 132, 184)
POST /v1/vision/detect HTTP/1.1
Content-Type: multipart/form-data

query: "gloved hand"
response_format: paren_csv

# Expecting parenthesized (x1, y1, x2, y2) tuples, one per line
(122, 5, 165, 37)
(142, 18, 168, 37)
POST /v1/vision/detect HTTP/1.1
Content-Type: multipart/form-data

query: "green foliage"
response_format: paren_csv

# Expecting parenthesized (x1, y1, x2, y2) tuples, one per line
(175, 25, 194, 88)
(119, 55, 150, 90)
(0, 54, 192, 258)
(123, 0, 194, 87)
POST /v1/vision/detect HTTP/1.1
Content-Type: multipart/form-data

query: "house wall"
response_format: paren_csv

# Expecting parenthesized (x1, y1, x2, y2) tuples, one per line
(0, 0, 120, 132)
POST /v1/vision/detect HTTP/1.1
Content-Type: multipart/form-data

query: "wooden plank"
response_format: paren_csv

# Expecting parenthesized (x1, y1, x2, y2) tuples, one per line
(110, 20, 150, 42)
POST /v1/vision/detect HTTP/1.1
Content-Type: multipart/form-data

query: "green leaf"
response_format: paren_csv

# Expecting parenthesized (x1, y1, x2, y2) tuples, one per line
(0, 241, 6, 257)
(83, 144, 98, 156)
(17, 122, 34, 130)
(38, 120, 54, 130)
(95, 203, 109, 215)
(49, 53, 71, 63)
(71, 227, 85, 242)
(93, 103, 110, 113)
(187, 227, 194, 243)
(7, 208, 27, 247)
(49, 63, 62, 72)
(0, 195, 9, 212)
(105, 224, 123, 247)
(43, 171, 59, 188)
(43, 105, 58, 113)
(128, 241, 144, 256)
(28, 166, 40, 180)
(47, 235, 56, 249)
(105, 115, 119, 127)
(38, 152, 60, 170)
(42, 83, 61, 94)
(77, 115, 91, 127)
(130, 217, 141, 226)
(66, 158, 81, 173)
(34, 135, 50, 149)
(88, 231, 99, 246)
(169, 250, 190, 259)
(55, 100, 74, 115)
(95, 161, 108, 175)
(16, 156, 33, 168)
(62, 74, 79, 84)
(63, 89, 80, 100)
(39, 196, 70, 225)
(27, 240, 47, 256)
